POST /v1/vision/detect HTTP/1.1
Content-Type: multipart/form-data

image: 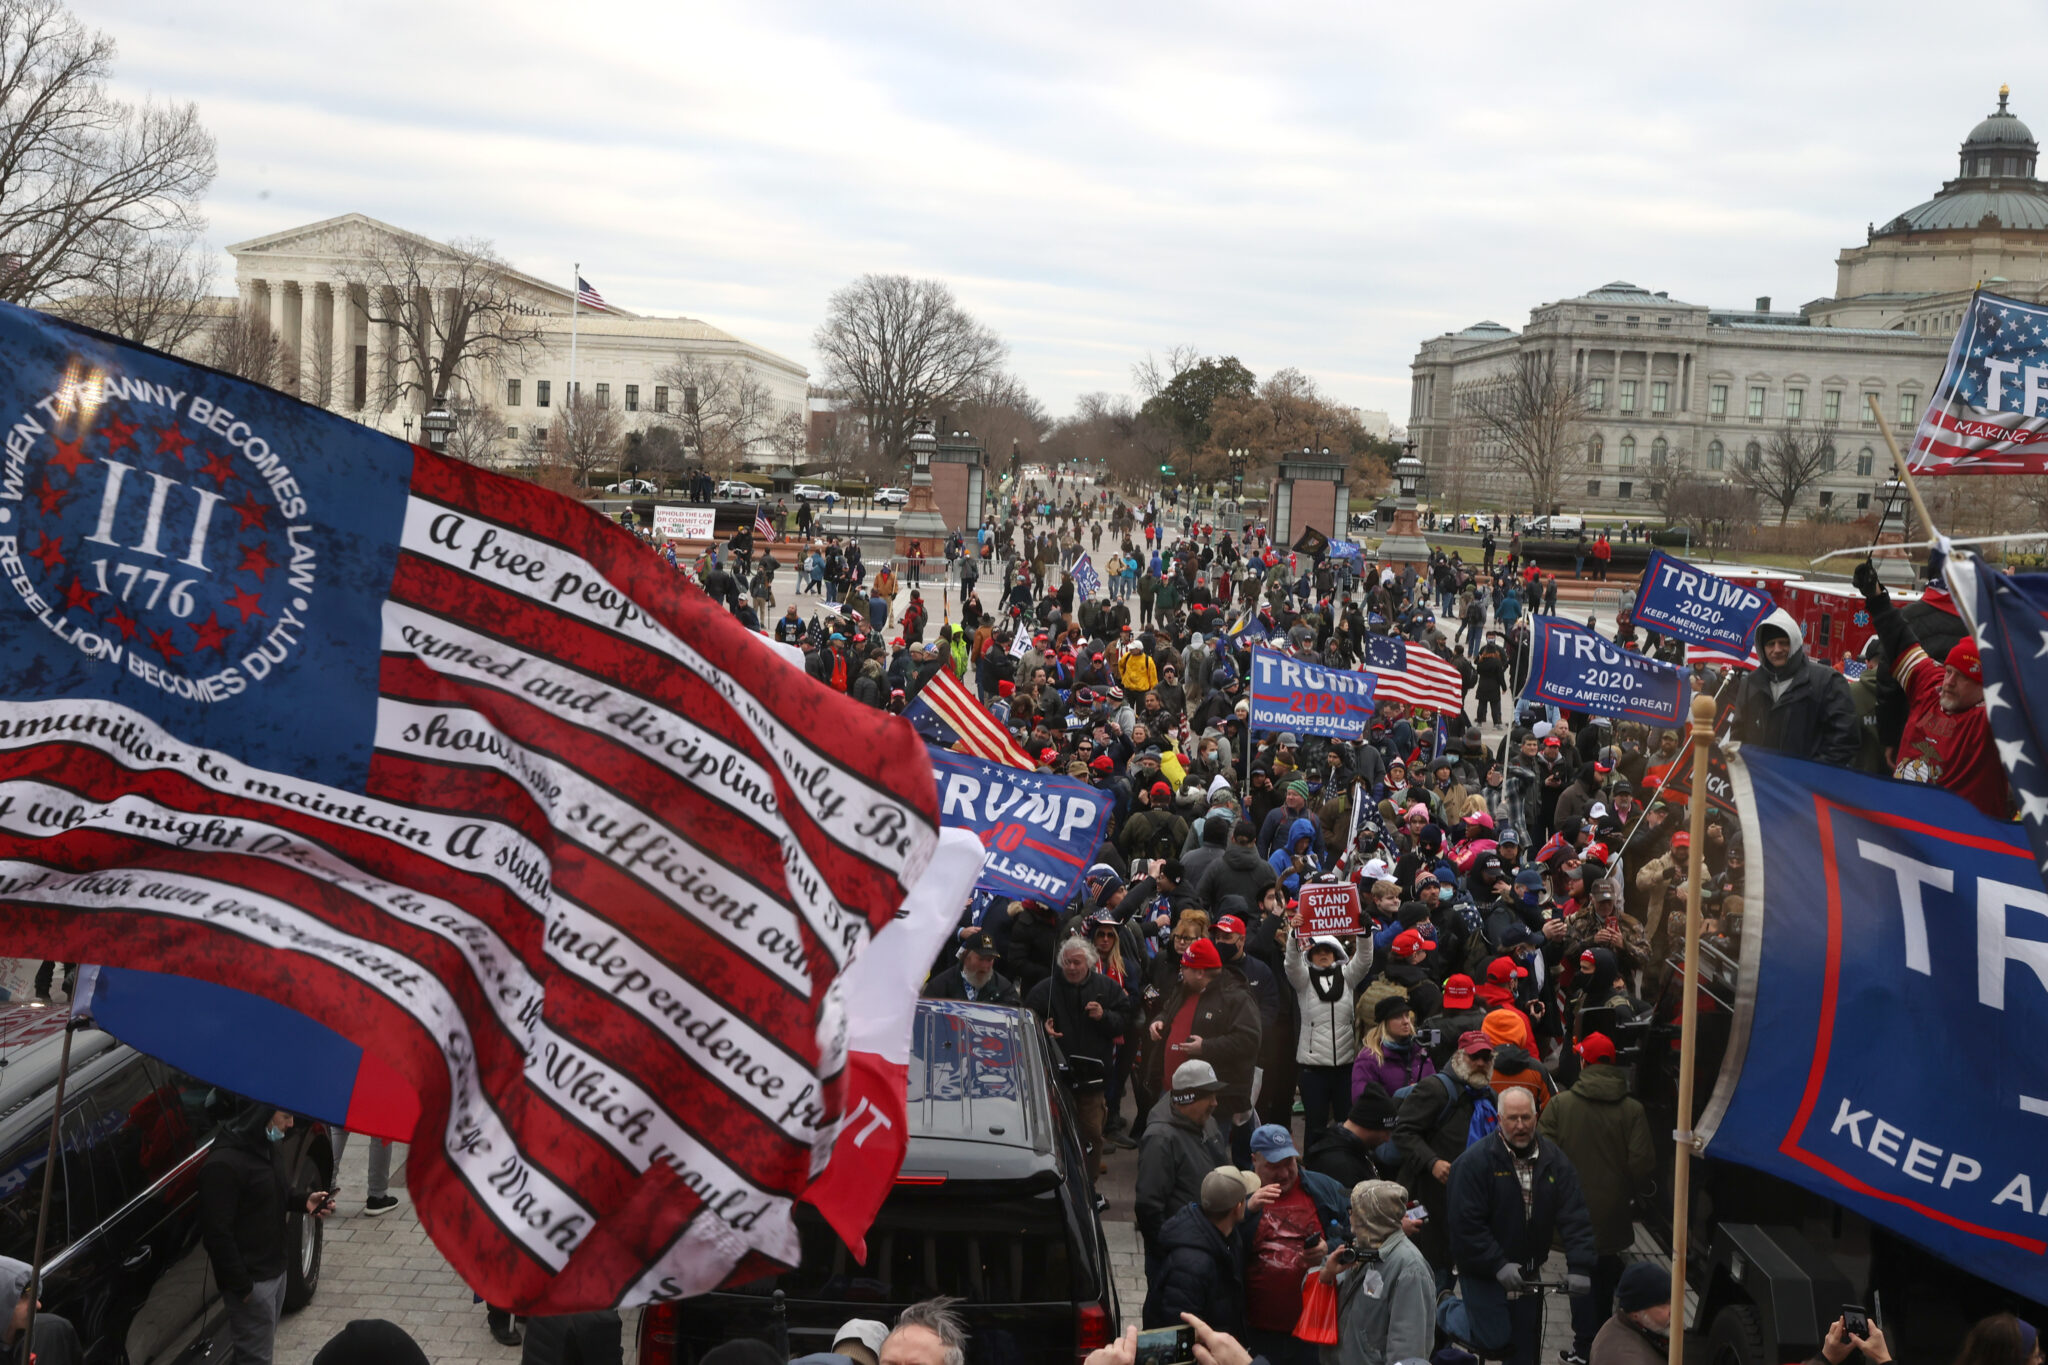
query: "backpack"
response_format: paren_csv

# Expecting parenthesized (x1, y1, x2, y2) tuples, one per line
(829, 653, 848, 692)
(1377, 1071, 1468, 1170)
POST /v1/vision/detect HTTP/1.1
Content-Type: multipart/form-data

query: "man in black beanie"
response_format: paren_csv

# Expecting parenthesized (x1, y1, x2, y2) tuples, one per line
(1301, 1090, 1387, 1191)
(312, 1320, 431, 1365)
(1589, 1262, 1671, 1365)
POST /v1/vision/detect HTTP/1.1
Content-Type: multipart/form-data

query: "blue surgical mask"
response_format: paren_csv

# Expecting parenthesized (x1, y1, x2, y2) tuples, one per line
(264, 1125, 286, 1143)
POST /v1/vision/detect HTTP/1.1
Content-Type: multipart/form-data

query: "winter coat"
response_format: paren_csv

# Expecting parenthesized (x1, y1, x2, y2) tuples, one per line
(1350, 1036, 1435, 1103)
(1135, 1107, 1230, 1245)
(1302, 1124, 1381, 1192)
(1732, 609, 1858, 767)
(519, 1312, 624, 1365)
(1286, 933, 1374, 1066)
(921, 963, 1022, 1007)
(1195, 843, 1279, 911)
(1006, 903, 1065, 993)
(1143, 1203, 1246, 1333)
(1590, 1310, 1671, 1365)
(1144, 974, 1263, 1111)
(199, 1128, 316, 1297)
(1025, 970, 1132, 1076)
(1323, 1231, 1437, 1365)
(1444, 1131, 1598, 1278)
(1538, 1064, 1656, 1254)
(1268, 815, 1323, 894)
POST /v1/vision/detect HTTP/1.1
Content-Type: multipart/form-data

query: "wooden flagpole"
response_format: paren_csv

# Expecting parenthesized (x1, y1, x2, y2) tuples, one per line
(1866, 394, 1940, 550)
(1668, 690, 1717, 1365)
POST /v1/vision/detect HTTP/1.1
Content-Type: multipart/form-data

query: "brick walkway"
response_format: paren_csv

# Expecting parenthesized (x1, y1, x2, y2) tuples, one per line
(272, 1137, 641, 1365)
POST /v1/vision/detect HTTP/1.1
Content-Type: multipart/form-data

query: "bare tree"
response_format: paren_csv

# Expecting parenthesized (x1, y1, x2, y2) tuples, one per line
(336, 228, 543, 415)
(1736, 420, 1839, 525)
(49, 226, 213, 351)
(1455, 351, 1588, 516)
(0, 0, 217, 305)
(1666, 479, 1757, 556)
(949, 371, 1047, 468)
(814, 273, 1006, 465)
(626, 423, 693, 488)
(768, 409, 806, 470)
(203, 302, 294, 390)
(545, 393, 621, 488)
(653, 352, 772, 474)
(442, 402, 507, 467)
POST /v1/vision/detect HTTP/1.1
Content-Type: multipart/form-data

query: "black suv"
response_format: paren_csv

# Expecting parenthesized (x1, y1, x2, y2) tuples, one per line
(0, 1002, 332, 1363)
(640, 999, 1119, 1364)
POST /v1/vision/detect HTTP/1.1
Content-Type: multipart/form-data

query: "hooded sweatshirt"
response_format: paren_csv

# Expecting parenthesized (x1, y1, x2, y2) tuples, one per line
(0, 1253, 82, 1363)
(1733, 608, 1858, 766)
(1269, 815, 1322, 894)
(1197, 841, 1279, 910)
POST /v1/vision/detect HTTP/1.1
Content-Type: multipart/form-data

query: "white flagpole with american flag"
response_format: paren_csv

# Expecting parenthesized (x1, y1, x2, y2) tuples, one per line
(568, 259, 579, 411)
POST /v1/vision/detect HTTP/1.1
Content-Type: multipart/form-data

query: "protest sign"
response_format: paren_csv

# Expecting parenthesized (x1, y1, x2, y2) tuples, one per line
(652, 504, 715, 539)
(1248, 646, 1376, 739)
(929, 745, 1112, 905)
(1525, 614, 1688, 724)
(1297, 881, 1362, 939)
(1705, 748, 2048, 1304)
(1632, 550, 1775, 653)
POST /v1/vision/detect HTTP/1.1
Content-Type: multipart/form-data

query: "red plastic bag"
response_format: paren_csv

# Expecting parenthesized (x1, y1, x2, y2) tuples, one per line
(1293, 1270, 1339, 1345)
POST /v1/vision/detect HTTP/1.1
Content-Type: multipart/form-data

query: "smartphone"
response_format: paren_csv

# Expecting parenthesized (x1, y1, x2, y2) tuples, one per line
(1842, 1306, 1870, 1339)
(1135, 1325, 1195, 1365)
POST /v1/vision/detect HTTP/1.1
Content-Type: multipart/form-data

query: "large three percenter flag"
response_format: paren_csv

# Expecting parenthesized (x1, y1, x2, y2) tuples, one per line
(1908, 289, 2048, 474)
(0, 302, 979, 1311)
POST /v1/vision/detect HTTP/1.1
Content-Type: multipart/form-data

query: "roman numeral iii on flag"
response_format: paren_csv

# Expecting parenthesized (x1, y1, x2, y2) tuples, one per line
(0, 302, 985, 1310)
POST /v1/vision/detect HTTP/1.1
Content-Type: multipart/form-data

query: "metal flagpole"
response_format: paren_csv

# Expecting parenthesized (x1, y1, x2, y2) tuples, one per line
(568, 261, 580, 412)
(19, 1015, 80, 1364)
(1667, 689, 1717, 1365)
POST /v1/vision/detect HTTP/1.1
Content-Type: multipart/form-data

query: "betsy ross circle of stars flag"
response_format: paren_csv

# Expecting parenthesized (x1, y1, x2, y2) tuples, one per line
(0, 301, 984, 1310)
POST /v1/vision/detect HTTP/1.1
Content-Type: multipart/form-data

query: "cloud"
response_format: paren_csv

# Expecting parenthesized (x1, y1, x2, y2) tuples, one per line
(73, 0, 2044, 423)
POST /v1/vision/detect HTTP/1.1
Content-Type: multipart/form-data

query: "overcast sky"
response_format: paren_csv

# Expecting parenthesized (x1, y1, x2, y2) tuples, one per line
(76, 0, 2043, 425)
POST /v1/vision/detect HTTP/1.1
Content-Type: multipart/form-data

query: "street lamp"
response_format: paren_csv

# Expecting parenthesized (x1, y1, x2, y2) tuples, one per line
(402, 415, 414, 445)
(420, 404, 454, 453)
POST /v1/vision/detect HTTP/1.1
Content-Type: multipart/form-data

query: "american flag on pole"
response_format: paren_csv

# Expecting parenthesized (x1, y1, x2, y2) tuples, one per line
(1685, 641, 1758, 671)
(1361, 633, 1465, 713)
(576, 276, 609, 313)
(1909, 290, 2048, 474)
(0, 301, 983, 1309)
(753, 511, 776, 543)
(903, 666, 1035, 770)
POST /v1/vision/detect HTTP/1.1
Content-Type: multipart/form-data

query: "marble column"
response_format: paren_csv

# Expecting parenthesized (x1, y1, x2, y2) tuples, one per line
(333, 282, 358, 411)
(299, 282, 327, 403)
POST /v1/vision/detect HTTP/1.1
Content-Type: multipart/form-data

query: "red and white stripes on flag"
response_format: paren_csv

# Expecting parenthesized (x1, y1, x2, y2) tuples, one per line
(917, 665, 1036, 769)
(576, 275, 608, 313)
(754, 512, 776, 543)
(1686, 641, 1758, 671)
(1366, 646, 1465, 713)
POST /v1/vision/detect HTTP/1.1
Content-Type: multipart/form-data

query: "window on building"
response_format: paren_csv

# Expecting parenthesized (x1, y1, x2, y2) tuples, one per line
(625, 384, 639, 412)
(684, 386, 700, 415)
(1860, 391, 1878, 424)
(1619, 380, 1638, 413)
(1651, 436, 1667, 466)
(1819, 490, 1834, 508)
(1745, 440, 1762, 469)
(1856, 446, 1875, 476)
(1619, 435, 1636, 466)
(1710, 384, 1728, 417)
(1824, 388, 1842, 421)
(1747, 385, 1766, 419)
(1856, 492, 1870, 510)
(1786, 387, 1804, 420)
(2006, 156, 2019, 176)
(533, 426, 547, 442)
(1899, 391, 1918, 425)
(595, 383, 610, 408)
(1618, 480, 1634, 499)
(1707, 439, 1724, 470)
(1626, 315, 1640, 324)
(1651, 380, 1669, 413)
(505, 425, 518, 439)
(1587, 379, 1606, 410)
(1587, 479, 1602, 496)
(505, 379, 521, 407)
(1822, 443, 1837, 472)
(1649, 482, 1664, 500)
(536, 380, 551, 408)
(1593, 313, 1609, 322)
(1586, 434, 1604, 465)
(654, 385, 669, 413)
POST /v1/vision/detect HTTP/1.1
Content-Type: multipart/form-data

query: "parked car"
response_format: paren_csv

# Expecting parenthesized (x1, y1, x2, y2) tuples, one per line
(1347, 511, 1376, 530)
(637, 999, 1118, 1363)
(715, 481, 764, 502)
(874, 487, 909, 507)
(0, 999, 334, 1363)
(1524, 513, 1586, 537)
(791, 484, 832, 503)
(604, 478, 658, 495)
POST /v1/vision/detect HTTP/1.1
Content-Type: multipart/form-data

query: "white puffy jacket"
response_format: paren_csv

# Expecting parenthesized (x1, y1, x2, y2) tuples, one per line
(1286, 931, 1374, 1066)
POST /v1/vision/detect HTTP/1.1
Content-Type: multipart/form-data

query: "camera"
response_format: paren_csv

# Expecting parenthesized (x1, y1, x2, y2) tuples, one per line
(1416, 1027, 1443, 1048)
(1136, 1326, 1195, 1365)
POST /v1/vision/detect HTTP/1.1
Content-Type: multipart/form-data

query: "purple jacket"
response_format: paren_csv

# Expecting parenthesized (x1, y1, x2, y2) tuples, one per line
(1350, 1038, 1436, 1102)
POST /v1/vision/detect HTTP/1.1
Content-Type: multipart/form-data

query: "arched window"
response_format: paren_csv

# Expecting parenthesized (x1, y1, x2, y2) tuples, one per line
(1822, 443, 1837, 472)
(1745, 440, 1762, 469)
(1651, 437, 1668, 466)
(1707, 439, 1724, 470)
(1587, 434, 1604, 465)
(1857, 446, 1875, 476)
(1619, 435, 1636, 467)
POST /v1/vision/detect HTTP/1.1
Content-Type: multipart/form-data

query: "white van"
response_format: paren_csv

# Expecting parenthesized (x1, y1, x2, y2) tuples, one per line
(1525, 514, 1585, 536)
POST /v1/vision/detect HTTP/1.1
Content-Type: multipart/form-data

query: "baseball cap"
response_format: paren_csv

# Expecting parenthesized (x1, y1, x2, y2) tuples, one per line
(1488, 955, 1529, 983)
(1392, 928, 1436, 956)
(1151, 780, 1173, 799)
(1577, 1032, 1618, 1066)
(1171, 1059, 1228, 1101)
(1181, 938, 1223, 969)
(1671, 831, 1692, 849)
(1090, 755, 1114, 771)
(960, 930, 999, 957)
(832, 1320, 891, 1364)
(1248, 1123, 1299, 1162)
(1457, 1030, 1496, 1057)
(1212, 914, 1247, 935)
(1442, 973, 1477, 1008)
(1200, 1166, 1260, 1215)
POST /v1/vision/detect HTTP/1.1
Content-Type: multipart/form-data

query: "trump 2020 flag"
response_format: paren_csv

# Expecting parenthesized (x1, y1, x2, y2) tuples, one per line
(0, 301, 984, 1309)
(1069, 551, 1102, 601)
(1909, 290, 2048, 475)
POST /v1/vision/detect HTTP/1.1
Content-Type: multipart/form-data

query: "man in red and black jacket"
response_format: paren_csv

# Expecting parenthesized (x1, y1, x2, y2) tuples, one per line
(1855, 558, 2007, 820)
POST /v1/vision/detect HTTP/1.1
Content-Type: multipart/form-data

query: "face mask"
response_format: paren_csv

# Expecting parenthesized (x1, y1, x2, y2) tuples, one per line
(264, 1124, 286, 1143)
(1215, 942, 1242, 962)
